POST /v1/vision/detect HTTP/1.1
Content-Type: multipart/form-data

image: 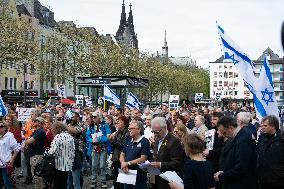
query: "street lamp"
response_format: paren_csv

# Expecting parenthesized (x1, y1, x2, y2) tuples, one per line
(16, 63, 27, 107)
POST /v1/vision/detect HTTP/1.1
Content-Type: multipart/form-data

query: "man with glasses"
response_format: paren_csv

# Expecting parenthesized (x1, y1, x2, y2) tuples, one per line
(120, 120, 150, 189)
(149, 117, 184, 189)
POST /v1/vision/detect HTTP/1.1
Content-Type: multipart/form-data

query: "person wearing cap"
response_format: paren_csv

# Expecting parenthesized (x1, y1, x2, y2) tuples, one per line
(0, 121, 21, 189)
(86, 111, 111, 188)
(24, 117, 46, 188)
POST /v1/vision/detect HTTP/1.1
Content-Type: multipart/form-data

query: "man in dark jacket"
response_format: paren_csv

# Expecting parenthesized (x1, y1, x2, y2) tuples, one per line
(150, 117, 184, 189)
(257, 115, 284, 189)
(214, 116, 257, 189)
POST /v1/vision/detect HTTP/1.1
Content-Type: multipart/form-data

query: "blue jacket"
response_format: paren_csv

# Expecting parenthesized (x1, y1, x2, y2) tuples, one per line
(85, 121, 111, 156)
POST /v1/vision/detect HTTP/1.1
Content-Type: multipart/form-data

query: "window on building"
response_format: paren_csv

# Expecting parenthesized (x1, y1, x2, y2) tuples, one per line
(230, 66, 233, 69)
(219, 81, 222, 87)
(9, 78, 13, 89)
(229, 91, 233, 96)
(30, 64, 35, 75)
(224, 81, 228, 87)
(224, 72, 228, 78)
(30, 81, 34, 89)
(219, 72, 222, 78)
(214, 72, 217, 78)
(234, 82, 238, 87)
(5, 77, 8, 89)
(229, 72, 233, 78)
(229, 82, 233, 87)
(214, 81, 217, 87)
(14, 78, 17, 89)
(234, 91, 238, 96)
(224, 65, 227, 68)
(224, 91, 227, 95)
(235, 73, 238, 78)
(219, 65, 222, 69)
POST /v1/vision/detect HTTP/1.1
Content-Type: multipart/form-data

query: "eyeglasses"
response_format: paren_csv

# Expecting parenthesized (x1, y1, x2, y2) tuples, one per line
(151, 129, 162, 135)
(56, 117, 64, 121)
(128, 127, 139, 131)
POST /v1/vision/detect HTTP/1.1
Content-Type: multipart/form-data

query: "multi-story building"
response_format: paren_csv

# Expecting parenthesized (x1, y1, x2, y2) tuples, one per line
(210, 48, 284, 105)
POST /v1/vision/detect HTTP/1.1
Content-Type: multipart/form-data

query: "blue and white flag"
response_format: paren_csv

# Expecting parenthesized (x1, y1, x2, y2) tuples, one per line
(0, 95, 8, 117)
(252, 56, 279, 120)
(125, 92, 141, 109)
(65, 109, 73, 120)
(217, 24, 279, 120)
(103, 85, 120, 107)
(217, 24, 255, 86)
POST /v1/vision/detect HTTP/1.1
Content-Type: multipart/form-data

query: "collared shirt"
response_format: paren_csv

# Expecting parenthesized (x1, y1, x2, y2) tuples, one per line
(158, 131, 168, 152)
(0, 132, 21, 167)
(123, 136, 150, 164)
(48, 132, 75, 171)
(233, 126, 241, 138)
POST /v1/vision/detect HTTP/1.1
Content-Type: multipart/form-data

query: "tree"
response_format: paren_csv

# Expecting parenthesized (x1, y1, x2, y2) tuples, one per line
(0, 1, 39, 71)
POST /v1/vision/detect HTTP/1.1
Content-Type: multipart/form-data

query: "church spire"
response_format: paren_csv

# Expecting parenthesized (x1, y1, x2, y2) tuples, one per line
(118, 0, 127, 30)
(127, 3, 133, 25)
(162, 30, 168, 60)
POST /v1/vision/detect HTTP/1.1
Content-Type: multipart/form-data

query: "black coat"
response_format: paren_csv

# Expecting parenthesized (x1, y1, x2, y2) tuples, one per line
(152, 133, 184, 189)
(257, 130, 284, 187)
(207, 128, 224, 172)
(219, 128, 257, 189)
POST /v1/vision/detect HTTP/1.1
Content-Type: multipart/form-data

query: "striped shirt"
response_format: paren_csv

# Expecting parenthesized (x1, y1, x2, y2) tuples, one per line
(47, 132, 75, 171)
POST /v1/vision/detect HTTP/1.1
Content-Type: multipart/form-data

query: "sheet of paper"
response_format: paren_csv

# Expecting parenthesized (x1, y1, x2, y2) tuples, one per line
(91, 132, 103, 139)
(117, 169, 137, 185)
(205, 129, 215, 150)
(138, 160, 161, 176)
(159, 171, 184, 188)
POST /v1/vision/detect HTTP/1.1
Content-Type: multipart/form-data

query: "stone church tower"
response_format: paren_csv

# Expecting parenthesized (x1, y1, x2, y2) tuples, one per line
(115, 0, 138, 49)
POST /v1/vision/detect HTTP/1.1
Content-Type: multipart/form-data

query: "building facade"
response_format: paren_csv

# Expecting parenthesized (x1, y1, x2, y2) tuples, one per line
(210, 48, 284, 105)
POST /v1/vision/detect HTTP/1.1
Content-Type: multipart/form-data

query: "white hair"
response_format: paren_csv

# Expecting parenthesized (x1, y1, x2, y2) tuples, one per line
(151, 117, 167, 128)
(237, 112, 251, 125)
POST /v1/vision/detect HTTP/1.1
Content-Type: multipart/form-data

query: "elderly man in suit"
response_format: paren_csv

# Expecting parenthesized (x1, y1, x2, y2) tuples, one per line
(150, 117, 184, 189)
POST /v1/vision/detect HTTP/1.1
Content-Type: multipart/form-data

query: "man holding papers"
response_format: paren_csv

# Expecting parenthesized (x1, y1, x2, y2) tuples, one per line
(119, 120, 151, 189)
(150, 117, 184, 189)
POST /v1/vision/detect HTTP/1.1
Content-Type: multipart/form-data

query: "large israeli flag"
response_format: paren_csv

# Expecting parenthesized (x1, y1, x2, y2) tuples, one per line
(103, 85, 120, 107)
(217, 24, 255, 86)
(125, 92, 141, 109)
(0, 95, 8, 117)
(217, 24, 279, 120)
(252, 56, 279, 120)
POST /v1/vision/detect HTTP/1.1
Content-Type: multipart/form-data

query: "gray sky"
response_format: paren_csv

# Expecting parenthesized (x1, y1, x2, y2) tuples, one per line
(40, 0, 284, 68)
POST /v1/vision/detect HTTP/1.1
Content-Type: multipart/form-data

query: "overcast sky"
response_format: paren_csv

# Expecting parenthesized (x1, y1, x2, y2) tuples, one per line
(40, 0, 284, 68)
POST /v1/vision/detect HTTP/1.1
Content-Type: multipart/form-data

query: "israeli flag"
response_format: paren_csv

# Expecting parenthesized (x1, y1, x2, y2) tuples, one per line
(217, 23, 279, 120)
(217, 24, 255, 87)
(125, 92, 141, 109)
(0, 95, 8, 117)
(65, 109, 73, 120)
(103, 85, 120, 107)
(252, 56, 279, 120)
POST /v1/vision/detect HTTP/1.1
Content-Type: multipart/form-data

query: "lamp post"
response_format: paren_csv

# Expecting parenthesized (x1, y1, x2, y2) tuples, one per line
(17, 63, 27, 107)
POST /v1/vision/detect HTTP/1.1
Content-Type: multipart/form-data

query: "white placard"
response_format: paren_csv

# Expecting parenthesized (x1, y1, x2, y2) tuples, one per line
(139, 160, 161, 176)
(169, 95, 179, 111)
(195, 93, 204, 103)
(17, 108, 34, 121)
(205, 129, 215, 150)
(117, 169, 137, 185)
(75, 95, 84, 106)
(84, 96, 93, 107)
(57, 84, 66, 98)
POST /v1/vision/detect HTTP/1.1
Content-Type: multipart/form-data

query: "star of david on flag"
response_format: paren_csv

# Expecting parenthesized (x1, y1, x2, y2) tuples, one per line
(103, 85, 120, 107)
(217, 23, 279, 120)
(261, 88, 274, 106)
(125, 92, 141, 109)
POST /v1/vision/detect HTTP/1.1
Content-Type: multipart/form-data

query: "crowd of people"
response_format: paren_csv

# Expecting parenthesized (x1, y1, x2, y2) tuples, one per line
(0, 101, 283, 189)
